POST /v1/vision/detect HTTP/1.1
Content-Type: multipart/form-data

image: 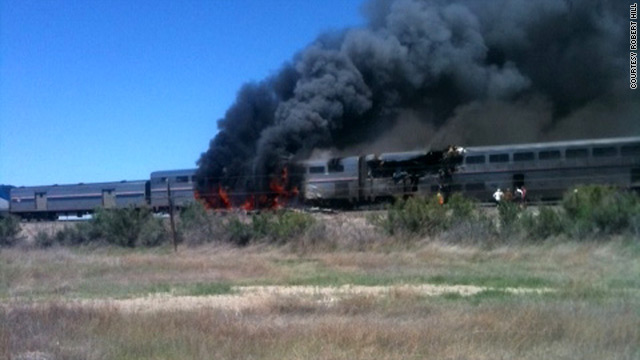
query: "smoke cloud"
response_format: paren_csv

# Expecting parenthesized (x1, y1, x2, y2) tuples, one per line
(197, 0, 639, 192)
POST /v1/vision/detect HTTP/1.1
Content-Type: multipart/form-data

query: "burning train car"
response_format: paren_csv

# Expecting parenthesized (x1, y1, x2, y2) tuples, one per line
(301, 147, 463, 207)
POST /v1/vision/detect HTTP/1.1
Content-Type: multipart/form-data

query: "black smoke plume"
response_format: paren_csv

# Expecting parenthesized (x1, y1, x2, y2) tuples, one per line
(197, 0, 639, 196)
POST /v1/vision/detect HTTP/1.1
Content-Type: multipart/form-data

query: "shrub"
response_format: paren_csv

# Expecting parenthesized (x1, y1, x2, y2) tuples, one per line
(0, 214, 21, 247)
(446, 193, 477, 221)
(562, 185, 640, 237)
(497, 201, 521, 228)
(373, 195, 448, 237)
(253, 210, 315, 243)
(178, 202, 226, 245)
(137, 217, 168, 247)
(225, 216, 253, 246)
(91, 207, 167, 247)
(54, 224, 93, 246)
(221, 210, 317, 246)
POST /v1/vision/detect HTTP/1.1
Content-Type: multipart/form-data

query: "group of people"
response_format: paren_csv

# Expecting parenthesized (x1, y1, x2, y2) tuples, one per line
(493, 186, 527, 204)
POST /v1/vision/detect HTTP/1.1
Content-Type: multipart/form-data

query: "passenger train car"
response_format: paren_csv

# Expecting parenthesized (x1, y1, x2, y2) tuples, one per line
(300, 136, 640, 204)
(452, 137, 640, 202)
(10, 170, 197, 220)
(149, 169, 199, 212)
(7, 136, 640, 219)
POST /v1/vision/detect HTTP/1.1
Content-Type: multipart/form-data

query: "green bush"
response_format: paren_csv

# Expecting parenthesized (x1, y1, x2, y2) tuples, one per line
(446, 193, 477, 221)
(226, 217, 254, 246)
(90, 207, 168, 247)
(178, 202, 225, 245)
(374, 195, 448, 237)
(55, 224, 93, 246)
(497, 201, 522, 228)
(0, 214, 21, 247)
(137, 217, 168, 247)
(252, 210, 315, 243)
(562, 185, 640, 237)
(221, 210, 316, 246)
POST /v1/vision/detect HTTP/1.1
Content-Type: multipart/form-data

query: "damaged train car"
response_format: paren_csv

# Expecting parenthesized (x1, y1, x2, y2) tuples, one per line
(300, 136, 640, 205)
(302, 147, 464, 207)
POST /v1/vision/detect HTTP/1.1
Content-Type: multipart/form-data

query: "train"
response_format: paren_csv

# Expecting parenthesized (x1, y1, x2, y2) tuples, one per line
(5, 136, 640, 219)
(7, 169, 198, 220)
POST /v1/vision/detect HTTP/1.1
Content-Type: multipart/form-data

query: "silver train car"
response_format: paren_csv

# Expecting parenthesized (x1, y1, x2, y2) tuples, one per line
(10, 180, 149, 220)
(300, 136, 640, 204)
(454, 136, 640, 202)
(149, 169, 197, 212)
(9, 169, 198, 220)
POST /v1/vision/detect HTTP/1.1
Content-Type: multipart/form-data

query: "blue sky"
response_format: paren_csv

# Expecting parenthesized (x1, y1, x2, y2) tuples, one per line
(1, 0, 365, 186)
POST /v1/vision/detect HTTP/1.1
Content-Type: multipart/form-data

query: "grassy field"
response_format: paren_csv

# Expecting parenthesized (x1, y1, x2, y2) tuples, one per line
(1, 237, 639, 359)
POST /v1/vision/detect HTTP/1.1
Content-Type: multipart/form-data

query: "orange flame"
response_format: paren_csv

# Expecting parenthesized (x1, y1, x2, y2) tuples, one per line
(218, 185, 231, 209)
(266, 166, 299, 209)
(241, 195, 255, 211)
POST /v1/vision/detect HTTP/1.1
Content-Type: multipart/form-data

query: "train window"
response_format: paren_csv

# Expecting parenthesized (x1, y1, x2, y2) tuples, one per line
(489, 154, 509, 163)
(450, 184, 463, 192)
(465, 183, 485, 191)
(513, 152, 535, 162)
(309, 166, 325, 174)
(539, 150, 561, 160)
(592, 147, 617, 157)
(566, 148, 588, 159)
(465, 155, 485, 164)
(328, 159, 344, 173)
(622, 144, 640, 156)
(176, 176, 189, 183)
(159, 177, 168, 183)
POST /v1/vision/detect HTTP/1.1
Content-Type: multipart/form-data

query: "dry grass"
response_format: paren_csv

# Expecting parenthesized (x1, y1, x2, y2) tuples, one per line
(1, 238, 639, 359)
(2, 297, 638, 359)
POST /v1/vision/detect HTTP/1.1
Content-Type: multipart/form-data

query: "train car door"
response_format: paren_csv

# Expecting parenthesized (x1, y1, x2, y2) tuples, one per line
(102, 189, 116, 208)
(35, 192, 47, 211)
(513, 174, 525, 189)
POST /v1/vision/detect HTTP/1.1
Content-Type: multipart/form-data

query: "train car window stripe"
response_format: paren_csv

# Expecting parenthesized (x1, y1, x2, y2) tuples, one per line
(566, 148, 588, 158)
(622, 144, 640, 156)
(539, 150, 561, 160)
(513, 152, 535, 161)
(592, 147, 617, 157)
(489, 154, 509, 163)
(465, 155, 485, 164)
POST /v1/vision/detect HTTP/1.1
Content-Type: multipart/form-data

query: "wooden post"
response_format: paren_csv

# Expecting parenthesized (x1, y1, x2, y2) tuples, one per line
(167, 181, 178, 252)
